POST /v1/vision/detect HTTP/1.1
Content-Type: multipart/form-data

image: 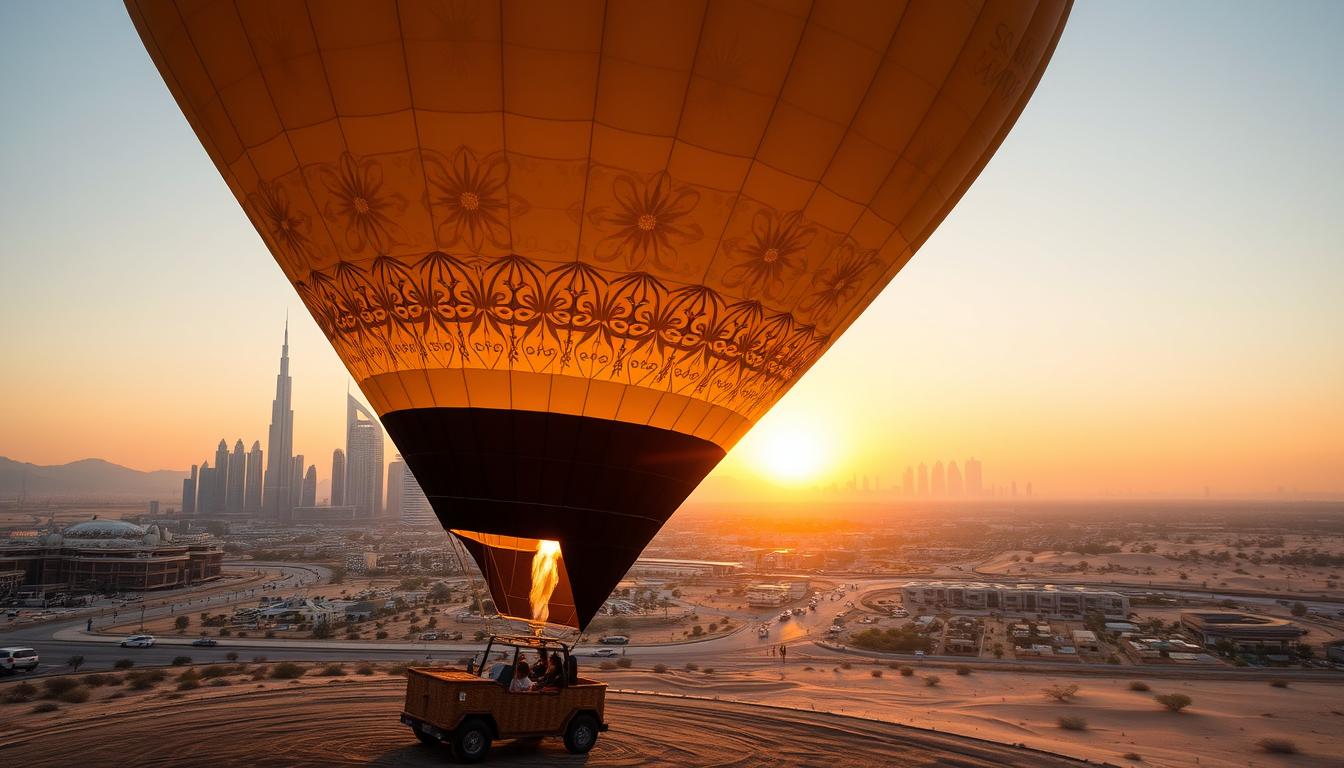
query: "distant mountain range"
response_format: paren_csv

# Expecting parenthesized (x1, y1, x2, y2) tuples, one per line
(0, 457, 185, 500)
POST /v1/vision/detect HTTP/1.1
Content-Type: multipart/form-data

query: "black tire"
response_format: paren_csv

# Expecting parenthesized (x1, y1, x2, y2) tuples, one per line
(413, 729, 439, 747)
(564, 713, 600, 755)
(451, 718, 491, 764)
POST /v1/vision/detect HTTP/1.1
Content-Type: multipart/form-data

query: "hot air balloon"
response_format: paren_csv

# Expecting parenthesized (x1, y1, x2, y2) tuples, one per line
(126, 0, 1070, 630)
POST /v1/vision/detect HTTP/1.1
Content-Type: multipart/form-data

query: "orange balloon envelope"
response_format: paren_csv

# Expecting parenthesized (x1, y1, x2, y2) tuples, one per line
(127, 0, 1071, 629)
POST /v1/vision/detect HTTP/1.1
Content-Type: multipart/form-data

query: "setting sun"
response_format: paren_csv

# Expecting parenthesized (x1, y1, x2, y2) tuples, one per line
(742, 417, 833, 484)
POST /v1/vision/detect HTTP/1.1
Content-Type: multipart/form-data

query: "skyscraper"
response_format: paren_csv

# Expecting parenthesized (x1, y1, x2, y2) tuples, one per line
(330, 449, 346, 507)
(932, 461, 945, 496)
(289, 454, 306, 511)
(213, 439, 230, 513)
(400, 462, 436, 527)
(917, 463, 928, 496)
(197, 461, 215, 515)
(262, 323, 295, 519)
(965, 458, 983, 496)
(244, 441, 264, 513)
(346, 395, 384, 519)
(947, 461, 963, 496)
(301, 465, 317, 508)
(902, 466, 914, 496)
(182, 464, 198, 516)
(386, 458, 405, 520)
(226, 439, 246, 514)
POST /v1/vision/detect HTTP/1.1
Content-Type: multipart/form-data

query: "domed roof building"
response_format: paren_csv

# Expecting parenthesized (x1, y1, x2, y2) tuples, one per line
(1, 518, 220, 596)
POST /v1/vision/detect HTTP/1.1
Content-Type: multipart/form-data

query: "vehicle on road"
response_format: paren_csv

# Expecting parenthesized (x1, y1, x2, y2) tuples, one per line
(588, 648, 618, 657)
(420, 632, 439, 641)
(598, 635, 628, 645)
(758, 625, 770, 638)
(191, 637, 218, 647)
(0, 647, 39, 674)
(402, 634, 608, 763)
(120, 634, 156, 648)
(442, 631, 464, 641)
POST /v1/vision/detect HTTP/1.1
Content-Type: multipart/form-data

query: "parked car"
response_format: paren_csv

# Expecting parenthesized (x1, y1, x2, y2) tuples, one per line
(191, 637, 218, 647)
(0, 647, 39, 674)
(420, 632, 439, 641)
(120, 634, 156, 648)
(442, 631, 464, 641)
(598, 635, 629, 645)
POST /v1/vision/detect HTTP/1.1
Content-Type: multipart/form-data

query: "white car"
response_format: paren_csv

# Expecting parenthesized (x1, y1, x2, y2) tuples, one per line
(1, 647, 39, 673)
(590, 648, 618, 657)
(120, 634, 156, 648)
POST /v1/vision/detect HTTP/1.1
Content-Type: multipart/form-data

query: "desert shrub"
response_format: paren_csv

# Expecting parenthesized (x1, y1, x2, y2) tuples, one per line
(684, 662, 699, 672)
(653, 664, 668, 673)
(702, 668, 715, 674)
(887, 661, 901, 670)
(870, 669, 882, 678)
(1121, 753, 1142, 762)
(840, 662, 853, 670)
(1129, 681, 1150, 692)
(269, 662, 308, 680)
(126, 670, 166, 690)
(375, 630, 388, 639)
(252, 656, 268, 663)
(386, 663, 410, 677)
(176, 669, 201, 683)
(209, 679, 231, 687)
(251, 668, 268, 681)
(355, 664, 375, 676)
(57, 686, 90, 704)
(42, 677, 80, 698)
(1156, 693, 1192, 712)
(225, 652, 239, 662)
(598, 661, 617, 671)
(4, 682, 38, 703)
(1057, 715, 1088, 731)
(1043, 684, 1080, 702)
(1256, 737, 1298, 754)
(923, 675, 941, 687)
(955, 665, 971, 676)
(171, 656, 192, 667)
(616, 657, 633, 668)
(108, 691, 126, 700)
(201, 665, 232, 679)
(30, 702, 59, 714)
(1268, 679, 1289, 688)
(177, 679, 200, 691)
(316, 663, 346, 677)
(113, 658, 135, 670)
(899, 666, 914, 677)
(83, 673, 110, 688)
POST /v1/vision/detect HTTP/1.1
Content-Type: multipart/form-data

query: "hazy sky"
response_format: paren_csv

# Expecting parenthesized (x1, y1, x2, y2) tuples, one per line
(1, 1, 1341, 499)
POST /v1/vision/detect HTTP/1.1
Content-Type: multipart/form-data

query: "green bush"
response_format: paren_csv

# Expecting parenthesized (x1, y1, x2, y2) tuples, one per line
(849, 627, 933, 653)
(1155, 693, 1192, 712)
(269, 662, 308, 680)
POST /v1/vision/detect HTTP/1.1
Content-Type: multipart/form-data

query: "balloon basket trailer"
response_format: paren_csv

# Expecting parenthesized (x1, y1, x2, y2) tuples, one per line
(401, 634, 608, 763)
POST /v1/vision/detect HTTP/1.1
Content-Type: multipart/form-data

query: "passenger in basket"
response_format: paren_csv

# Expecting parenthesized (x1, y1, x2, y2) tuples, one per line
(533, 655, 567, 691)
(509, 660, 533, 693)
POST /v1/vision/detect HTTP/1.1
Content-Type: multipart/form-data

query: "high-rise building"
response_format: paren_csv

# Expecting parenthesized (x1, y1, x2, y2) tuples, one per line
(346, 395, 384, 519)
(947, 461, 963, 496)
(330, 449, 346, 507)
(902, 466, 913, 496)
(182, 464, 198, 516)
(212, 439, 230, 513)
(301, 465, 317, 508)
(965, 458, 983, 496)
(400, 462, 436, 527)
(289, 454, 306, 511)
(917, 463, 928, 496)
(244, 441, 264, 513)
(386, 458, 405, 520)
(197, 461, 216, 515)
(932, 461, 945, 496)
(226, 439, 246, 514)
(262, 323, 295, 519)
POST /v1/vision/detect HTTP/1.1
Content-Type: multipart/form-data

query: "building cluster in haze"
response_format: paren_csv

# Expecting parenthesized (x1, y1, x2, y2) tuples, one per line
(179, 323, 435, 526)
(834, 458, 1033, 499)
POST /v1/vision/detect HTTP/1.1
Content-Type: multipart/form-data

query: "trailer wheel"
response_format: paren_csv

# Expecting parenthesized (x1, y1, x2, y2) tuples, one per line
(413, 730, 439, 747)
(564, 714, 599, 754)
(451, 718, 491, 763)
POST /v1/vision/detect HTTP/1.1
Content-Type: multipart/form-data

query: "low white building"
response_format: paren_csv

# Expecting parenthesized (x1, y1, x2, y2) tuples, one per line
(901, 581, 1129, 617)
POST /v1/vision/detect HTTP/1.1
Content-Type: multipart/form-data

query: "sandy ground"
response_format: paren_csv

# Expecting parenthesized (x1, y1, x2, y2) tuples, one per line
(0, 674, 1083, 768)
